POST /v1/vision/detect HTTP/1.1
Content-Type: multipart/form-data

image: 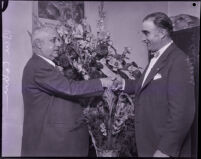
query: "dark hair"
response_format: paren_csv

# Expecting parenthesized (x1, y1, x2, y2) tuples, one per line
(143, 12, 173, 35)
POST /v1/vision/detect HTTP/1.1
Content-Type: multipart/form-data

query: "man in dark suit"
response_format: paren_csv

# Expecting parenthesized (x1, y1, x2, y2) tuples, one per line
(21, 26, 112, 157)
(114, 12, 195, 157)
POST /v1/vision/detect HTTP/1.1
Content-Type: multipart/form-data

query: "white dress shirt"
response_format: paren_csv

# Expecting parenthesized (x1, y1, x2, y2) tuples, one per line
(37, 54, 56, 67)
(141, 40, 173, 87)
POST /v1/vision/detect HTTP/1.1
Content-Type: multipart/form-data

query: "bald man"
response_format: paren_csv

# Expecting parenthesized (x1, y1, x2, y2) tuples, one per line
(21, 26, 112, 157)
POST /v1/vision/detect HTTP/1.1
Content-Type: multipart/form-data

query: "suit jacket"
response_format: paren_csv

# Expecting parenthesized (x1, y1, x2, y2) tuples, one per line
(21, 54, 104, 157)
(124, 43, 195, 157)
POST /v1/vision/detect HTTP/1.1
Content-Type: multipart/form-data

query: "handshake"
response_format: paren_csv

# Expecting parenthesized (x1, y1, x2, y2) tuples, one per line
(100, 76, 125, 91)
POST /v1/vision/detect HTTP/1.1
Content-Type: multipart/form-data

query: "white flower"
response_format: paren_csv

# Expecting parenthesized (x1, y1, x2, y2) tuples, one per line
(128, 65, 137, 72)
(67, 18, 75, 28)
(103, 132, 107, 136)
(108, 41, 113, 46)
(57, 25, 68, 37)
(100, 123, 107, 136)
(77, 64, 83, 72)
(73, 60, 82, 71)
(78, 40, 87, 49)
(83, 74, 90, 80)
(72, 24, 84, 39)
(99, 123, 107, 136)
(107, 57, 123, 70)
(64, 36, 71, 44)
(100, 123, 106, 130)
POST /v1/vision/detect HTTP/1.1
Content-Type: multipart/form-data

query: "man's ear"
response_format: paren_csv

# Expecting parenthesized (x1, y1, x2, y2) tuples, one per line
(34, 39, 43, 49)
(159, 29, 167, 39)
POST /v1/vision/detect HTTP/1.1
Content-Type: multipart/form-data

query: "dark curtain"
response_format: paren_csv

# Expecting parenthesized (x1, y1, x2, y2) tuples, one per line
(171, 26, 200, 158)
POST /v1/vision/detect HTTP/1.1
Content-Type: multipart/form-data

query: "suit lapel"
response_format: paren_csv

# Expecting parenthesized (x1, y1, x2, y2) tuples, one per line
(135, 64, 149, 94)
(32, 53, 56, 70)
(138, 43, 176, 93)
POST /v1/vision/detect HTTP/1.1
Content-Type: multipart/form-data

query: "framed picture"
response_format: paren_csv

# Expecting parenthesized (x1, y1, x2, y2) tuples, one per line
(38, 1, 85, 24)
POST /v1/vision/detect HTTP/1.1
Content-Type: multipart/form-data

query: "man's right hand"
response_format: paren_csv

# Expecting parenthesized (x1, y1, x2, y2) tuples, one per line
(100, 77, 125, 91)
(100, 78, 114, 88)
(111, 77, 125, 91)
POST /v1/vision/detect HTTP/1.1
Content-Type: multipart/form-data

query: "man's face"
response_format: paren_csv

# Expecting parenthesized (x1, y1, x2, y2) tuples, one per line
(40, 29, 62, 60)
(141, 19, 163, 52)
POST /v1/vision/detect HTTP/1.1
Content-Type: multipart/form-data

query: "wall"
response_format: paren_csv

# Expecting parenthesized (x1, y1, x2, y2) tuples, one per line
(168, 1, 200, 18)
(2, 1, 32, 156)
(85, 2, 168, 70)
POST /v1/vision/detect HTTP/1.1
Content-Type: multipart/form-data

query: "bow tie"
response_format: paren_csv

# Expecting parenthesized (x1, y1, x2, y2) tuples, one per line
(150, 51, 160, 58)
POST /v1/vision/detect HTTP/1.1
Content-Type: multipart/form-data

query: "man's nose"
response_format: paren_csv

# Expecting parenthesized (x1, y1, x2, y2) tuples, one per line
(141, 34, 147, 43)
(55, 39, 62, 46)
(142, 39, 148, 44)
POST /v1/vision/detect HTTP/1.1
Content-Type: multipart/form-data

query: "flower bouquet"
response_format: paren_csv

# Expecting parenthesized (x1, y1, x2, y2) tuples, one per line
(52, 17, 141, 157)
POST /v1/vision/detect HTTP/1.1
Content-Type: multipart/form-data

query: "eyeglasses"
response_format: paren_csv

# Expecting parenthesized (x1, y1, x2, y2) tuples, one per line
(50, 37, 62, 43)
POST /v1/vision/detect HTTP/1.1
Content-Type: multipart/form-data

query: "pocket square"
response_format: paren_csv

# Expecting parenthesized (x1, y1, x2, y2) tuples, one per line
(153, 73, 162, 80)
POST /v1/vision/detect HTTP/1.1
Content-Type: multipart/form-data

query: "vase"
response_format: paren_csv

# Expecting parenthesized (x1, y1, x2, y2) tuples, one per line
(96, 148, 119, 157)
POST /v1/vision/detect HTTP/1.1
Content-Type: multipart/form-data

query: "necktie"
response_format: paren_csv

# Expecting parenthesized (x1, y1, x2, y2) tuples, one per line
(141, 51, 160, 87)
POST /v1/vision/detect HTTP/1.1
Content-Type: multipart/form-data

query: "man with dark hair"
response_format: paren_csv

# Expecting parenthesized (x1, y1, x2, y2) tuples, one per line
(114, 12, 195, 157)
(143, 12, 173, 35)
(21, 26, 112, 157)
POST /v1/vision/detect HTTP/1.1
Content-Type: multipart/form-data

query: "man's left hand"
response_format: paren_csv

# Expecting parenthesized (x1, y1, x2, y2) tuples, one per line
(153, 150, 169, 157)
(111, 76, 124, 91)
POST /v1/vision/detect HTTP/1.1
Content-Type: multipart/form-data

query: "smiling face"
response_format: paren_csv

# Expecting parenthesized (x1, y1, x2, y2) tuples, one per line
(141, 19, 164, 52)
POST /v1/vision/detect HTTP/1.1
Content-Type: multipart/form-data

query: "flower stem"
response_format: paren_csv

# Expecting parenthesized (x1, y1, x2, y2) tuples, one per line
(107, 117, 112, 149)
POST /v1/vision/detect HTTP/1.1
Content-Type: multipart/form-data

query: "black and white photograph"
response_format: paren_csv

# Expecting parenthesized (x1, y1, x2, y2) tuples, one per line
(2, 1, 200, 157)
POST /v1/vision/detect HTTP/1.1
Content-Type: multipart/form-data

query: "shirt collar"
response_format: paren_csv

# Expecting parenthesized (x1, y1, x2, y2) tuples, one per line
(37, 54, 56, 67)
(157, 40, 173, 57)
